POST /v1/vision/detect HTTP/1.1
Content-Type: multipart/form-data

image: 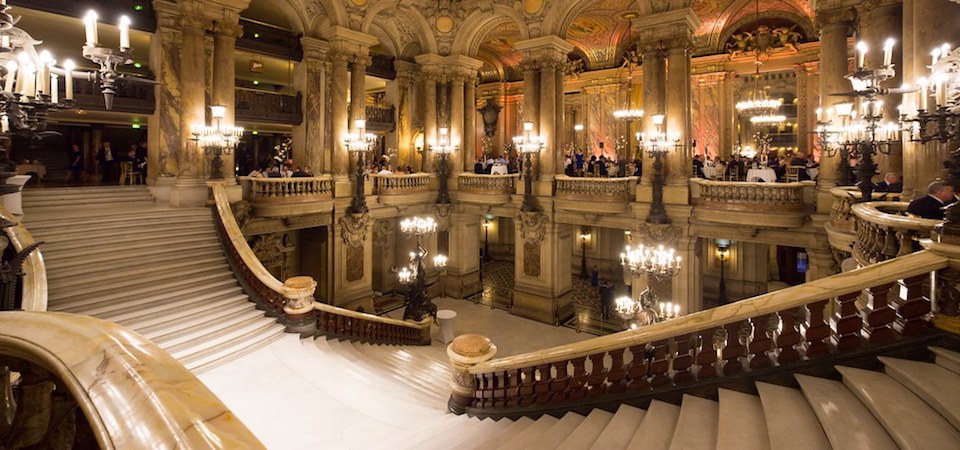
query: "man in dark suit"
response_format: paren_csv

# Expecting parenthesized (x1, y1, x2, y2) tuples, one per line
(908, 180, 957, 219)
(693, 154, 706, 178)
(875, 173, 903, 193)
(97, 141, 117, 184)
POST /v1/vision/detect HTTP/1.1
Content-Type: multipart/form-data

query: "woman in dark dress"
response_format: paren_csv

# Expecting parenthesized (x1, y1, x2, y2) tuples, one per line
(65, 144, 88, 183)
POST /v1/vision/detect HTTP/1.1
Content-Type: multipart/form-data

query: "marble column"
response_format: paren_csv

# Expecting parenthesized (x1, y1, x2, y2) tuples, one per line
(170, 8, 209, 207)
(293, 37, 329, 174)
(450, 73, 466, 175)
(642, 47, 665, 185)
(147, 3, 182, 189)
(555, 62, 566, 172)
(422, 70, 438, 172)
(538, 58, 558, 180)
(805, 248, 837, 282)
(817, 11, 854, 192)
(665, 43, 692, 186)
(349, 55, 371, 125)
(394, 61, 418, 171)
(211, 18, 242, 179)
(329, 51, 350, 177)
(443, 213, 481, 298)
(464, 78, 477, 170)
(794, 62, 819, 156)
(521, 61, 540, 130)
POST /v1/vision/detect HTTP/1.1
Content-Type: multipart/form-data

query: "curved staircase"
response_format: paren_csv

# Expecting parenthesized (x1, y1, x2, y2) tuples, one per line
(22, 185, 284, 372)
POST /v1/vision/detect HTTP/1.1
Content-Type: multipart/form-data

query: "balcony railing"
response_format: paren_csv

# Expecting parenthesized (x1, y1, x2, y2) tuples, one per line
(554, 175, 639, 213)
(239, 176, 334, 218)
(69, 78, 155, 114)
(690, 179, 815, 228)
(457, 174, 518, 205)
(827, 187, 903, 254)
(852, 201, 940, 266)
(235, 88, 302, 125)
(373, 173, 434, 205)
(365, 105, 396, 132)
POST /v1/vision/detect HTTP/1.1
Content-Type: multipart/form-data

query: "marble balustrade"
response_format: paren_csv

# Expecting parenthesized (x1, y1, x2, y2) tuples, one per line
(373, 173, 432, 195)
(554, 175, 638, 213)
(0, 204, 46, 312)
(239, 176, 334, 217)
(690, 179, 816, 227)
(852, 201, 940, 266)
(457, 174, 518, 205)
(450, 249, 948, 415)
(827, 187, 905, 256)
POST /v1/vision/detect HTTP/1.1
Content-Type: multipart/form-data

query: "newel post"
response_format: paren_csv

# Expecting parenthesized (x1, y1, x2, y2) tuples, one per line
(282, 276, 318, 336)
(447, 334, 497, 414)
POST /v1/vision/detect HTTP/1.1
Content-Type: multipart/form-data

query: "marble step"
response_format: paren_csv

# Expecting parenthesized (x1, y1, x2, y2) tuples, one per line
(40, 233, 214, 259)
(668, 394, 719, 450)
(47, 247, 224, 279)
(22, 185, 150, 197)
(60, 277, 239, 317)
(162, 313, 275, 353)
(50, 257, 229, 290)
(350, 341, 451, 396)
(33, 220, 213, 243)
(526, 412, 586, 449)
(25, 197, 155, 209)
(716, 388, 769, 450)
(43, 227, 216, 253)
(365, 414, 464, 450)
(23, 209, 208, 231)
(755, 382, 830, 450)
(497, 414, 560, 450)
(469, 416, 535, 450)
(555, 409, 614, 450)
(44, 241, 223, 271)
(424, 417, 511, 450)
(931, 346, 960, 376)
(23, 192, 155, 204)
(837, 365, 960, 449)
(50, 268, 235, 308)
(175, 318, 286, 374)
(110, 290, 248, 328)
(795, 373, 898, 450)
(145, 306, 265, 346)
(589, 404, 646, 450)
(396, 416, 489, 450)
(626, 400, 681, 450)
(879, 356, 960, 430)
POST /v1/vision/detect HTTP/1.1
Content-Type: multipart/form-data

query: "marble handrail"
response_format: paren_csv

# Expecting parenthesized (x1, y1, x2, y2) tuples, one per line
(373, 173, 432, 195)
(0, 311, 263, 448)
(852, 201, 940, 265)
(458, 173, 518, 194)
(453, 250, 947, 413)
(555, 175, 638, 201)
(238, 176, 333, 202)
(0, 204, 46, 311)
(829, 187, 902, 233)
(691, 179, 814, 211)
(211, 183, 428, 342)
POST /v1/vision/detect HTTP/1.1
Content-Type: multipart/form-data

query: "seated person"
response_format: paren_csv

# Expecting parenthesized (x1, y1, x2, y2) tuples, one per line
(907, 180, 957, 219)
(726, 155, 744, 179)
(633, 158, 642, 177)
(586, 155, 597, 176)
(598, 155, 609, 177)
(693, 154, 706, 178)
(788, 152, 811, 180)
(474, 159, 484, 174)
(875, 172, 903, 193)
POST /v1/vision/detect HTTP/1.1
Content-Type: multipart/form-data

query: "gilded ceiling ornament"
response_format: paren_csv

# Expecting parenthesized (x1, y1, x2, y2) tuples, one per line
(725, 25, 801, 61)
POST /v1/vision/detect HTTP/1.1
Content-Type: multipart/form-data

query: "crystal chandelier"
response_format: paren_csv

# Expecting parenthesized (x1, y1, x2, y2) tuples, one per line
(344, 119, 378, 213)
(431, 127, 457, 203)
(0, 4, 138, 135)
(191, 105, 243, 179)
(733, 0, 784, 123)
(613, 109, 644, 121)
(621, 244, 682, 279)
(618, 243, 683, 328)
(398, 216, 445, 321)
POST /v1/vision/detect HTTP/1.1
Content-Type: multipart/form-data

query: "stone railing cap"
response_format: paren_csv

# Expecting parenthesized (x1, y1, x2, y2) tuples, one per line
(284, 276, 317, 290)
(451, 334, 494, 357)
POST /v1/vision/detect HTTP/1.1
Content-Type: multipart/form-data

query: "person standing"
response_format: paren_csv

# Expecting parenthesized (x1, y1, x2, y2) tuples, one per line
(907, 180, 957, 220)
(64, 144, 87, 184)
(97, 141, 117, 184)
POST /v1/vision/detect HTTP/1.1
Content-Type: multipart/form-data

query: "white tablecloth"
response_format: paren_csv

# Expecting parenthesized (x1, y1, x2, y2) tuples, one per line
(747, 168, 777, 183)
(807, 167, 819, 179)
(491, 164, 508, 175)
(703, 165, 719, 179)
(16, 164, 45, 180)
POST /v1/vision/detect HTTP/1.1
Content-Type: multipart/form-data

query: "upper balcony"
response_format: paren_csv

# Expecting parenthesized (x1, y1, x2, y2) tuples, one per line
(239, 176, 334, 217)
(236, 88, 302, 125)
(457, 174, 519, 205)
(554, 175, 638, 214)
(690, 178, 816, 228)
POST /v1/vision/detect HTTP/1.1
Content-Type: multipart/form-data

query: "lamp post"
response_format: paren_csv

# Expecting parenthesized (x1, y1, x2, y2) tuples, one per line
(344, 119, 378, 214)
(639, 114, 682, 224)
(398, 216, 445, 321)
(191, 105, 243, 179)
(579, 229, 590, 279)
(432, 127, 457, 204)
(617, 244, 683, 329)
(514, 122, 544, 212)
(716, 239, 730, 304)
(482, 219, 492, 262)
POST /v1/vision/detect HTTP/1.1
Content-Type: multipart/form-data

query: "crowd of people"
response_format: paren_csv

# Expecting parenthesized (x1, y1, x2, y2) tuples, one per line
(65, 140, 147, 184)
(693, 150, 819, 182)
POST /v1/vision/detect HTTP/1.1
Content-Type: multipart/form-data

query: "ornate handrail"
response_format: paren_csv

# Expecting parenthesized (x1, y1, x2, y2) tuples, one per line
(210, 183, 429, 344)
(0, 204, 46, 311)
(458, 173, 518, 194)
(852, 201, 940, 265)
(373, 173, 432, 195)
(691, 179, 815, 211)
(448, 250, 949, 416)
(235, 88, 302, 125)
(0, 311, 263, 448)
(830, 187, 903, 233)
(555, 175, 638, 202)
(239, 176, 334, 202)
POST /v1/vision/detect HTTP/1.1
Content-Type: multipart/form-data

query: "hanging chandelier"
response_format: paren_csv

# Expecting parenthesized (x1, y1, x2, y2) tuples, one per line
(733, 0, 785, 123)
(0, 4, 140, 135)
(618, 243, 683, 329)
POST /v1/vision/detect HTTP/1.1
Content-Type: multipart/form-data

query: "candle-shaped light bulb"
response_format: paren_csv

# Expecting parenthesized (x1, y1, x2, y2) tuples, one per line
(652, 114, 665, 126)
(63, 59, 75, 101)
(51, 74, 58, 104)
(932, 47, 941, 66)
(84, 10, 99, 47)
(523, 122, 533, 132)
(3, 60, 15, 93)
(856, 41, 868, 68)
(883, 38, 895, 67)
(942, 43, 952, 59)
(816, 108, 822, 122)
(919, 77, 929, 110)
(119, 16, 131, 49)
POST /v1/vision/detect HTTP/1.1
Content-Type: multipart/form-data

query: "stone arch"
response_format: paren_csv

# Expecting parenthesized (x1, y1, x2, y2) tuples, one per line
(361, 5, 438, 56)
(714, 10, 815, 54)
(541, 0, 654, 38)
(367, 22, 398, 58)
(303, 0, 349, 34)
(242, 0, 309, 34)
(450, 6, 530, 57)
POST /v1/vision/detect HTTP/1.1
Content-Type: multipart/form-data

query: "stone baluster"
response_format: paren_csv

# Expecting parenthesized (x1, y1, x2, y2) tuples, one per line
(447, 334, 498, 413)
(282, 276, 317, 334)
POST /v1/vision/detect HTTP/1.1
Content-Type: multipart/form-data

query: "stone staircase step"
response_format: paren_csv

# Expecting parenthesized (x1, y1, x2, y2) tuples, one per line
(49, 257, 228, 290)
(497, 414, 560, 450)
(44, 241, 223, 271)
(442, 417, 512, 450)
(34, 220, 213, 243)
(716, 388, 769, 450)
(879, 356, 960, 430)
(931, 346, 960, 376)
(180, 322, 285, 374)
(108, 289, 248, 328)
(626, 400, 681, 450)
(526, 412, 585, 450)
(668, 394, 718, 450)
(23, 191, 155, 203)
(395, 416, 486, 450)
(143, 306, 264, 344)
(837, 365, 960, 449)
(555, 409, 613, 450)
(589, 404, 645, 450)
(25, 197, 156, 209)
(322, 338, 445, 407)
(51, 271, 237, 314)
(42, 227, 215, 253)
(350, 341, 450, 397)
(22, 185, 150, 196)
(46, 248, 224, 279)
(41, 233, 214, 259)
(23, 209, 209, 232)
(161, 313, 276, 353)
(470, 416, 535, 450)
(371, 414, 469, 450)
(795, 373, 898, 450)
(755, 381, 830, 450)
(55, 277, 240, 317)
(50, 268, 234, 307)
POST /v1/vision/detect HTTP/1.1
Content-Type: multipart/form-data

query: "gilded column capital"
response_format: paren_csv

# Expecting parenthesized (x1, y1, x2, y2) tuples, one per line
(181, 15, 212, 35)
(213, 20, 243, 39)
(351, 53, 373, 68)
(329, 49, 353, 65)
(394, 60, 420, 82)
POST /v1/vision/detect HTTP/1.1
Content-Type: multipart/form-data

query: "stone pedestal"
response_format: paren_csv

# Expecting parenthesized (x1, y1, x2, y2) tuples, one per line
(170, 178, 208, 207)
(511, 212, 573, 324)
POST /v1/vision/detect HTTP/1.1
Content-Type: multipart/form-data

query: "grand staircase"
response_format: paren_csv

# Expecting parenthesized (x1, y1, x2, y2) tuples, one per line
(22, 185, 284, 372)
(285, 335, 960, 449)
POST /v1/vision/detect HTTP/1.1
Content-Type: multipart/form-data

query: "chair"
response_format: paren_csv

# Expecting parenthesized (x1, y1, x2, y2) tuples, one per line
(119, 161, 143, 185)
(786, 165, 804, 183)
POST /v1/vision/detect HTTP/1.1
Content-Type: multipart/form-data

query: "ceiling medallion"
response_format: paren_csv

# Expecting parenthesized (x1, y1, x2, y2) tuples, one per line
(436, 16, 454, 33)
